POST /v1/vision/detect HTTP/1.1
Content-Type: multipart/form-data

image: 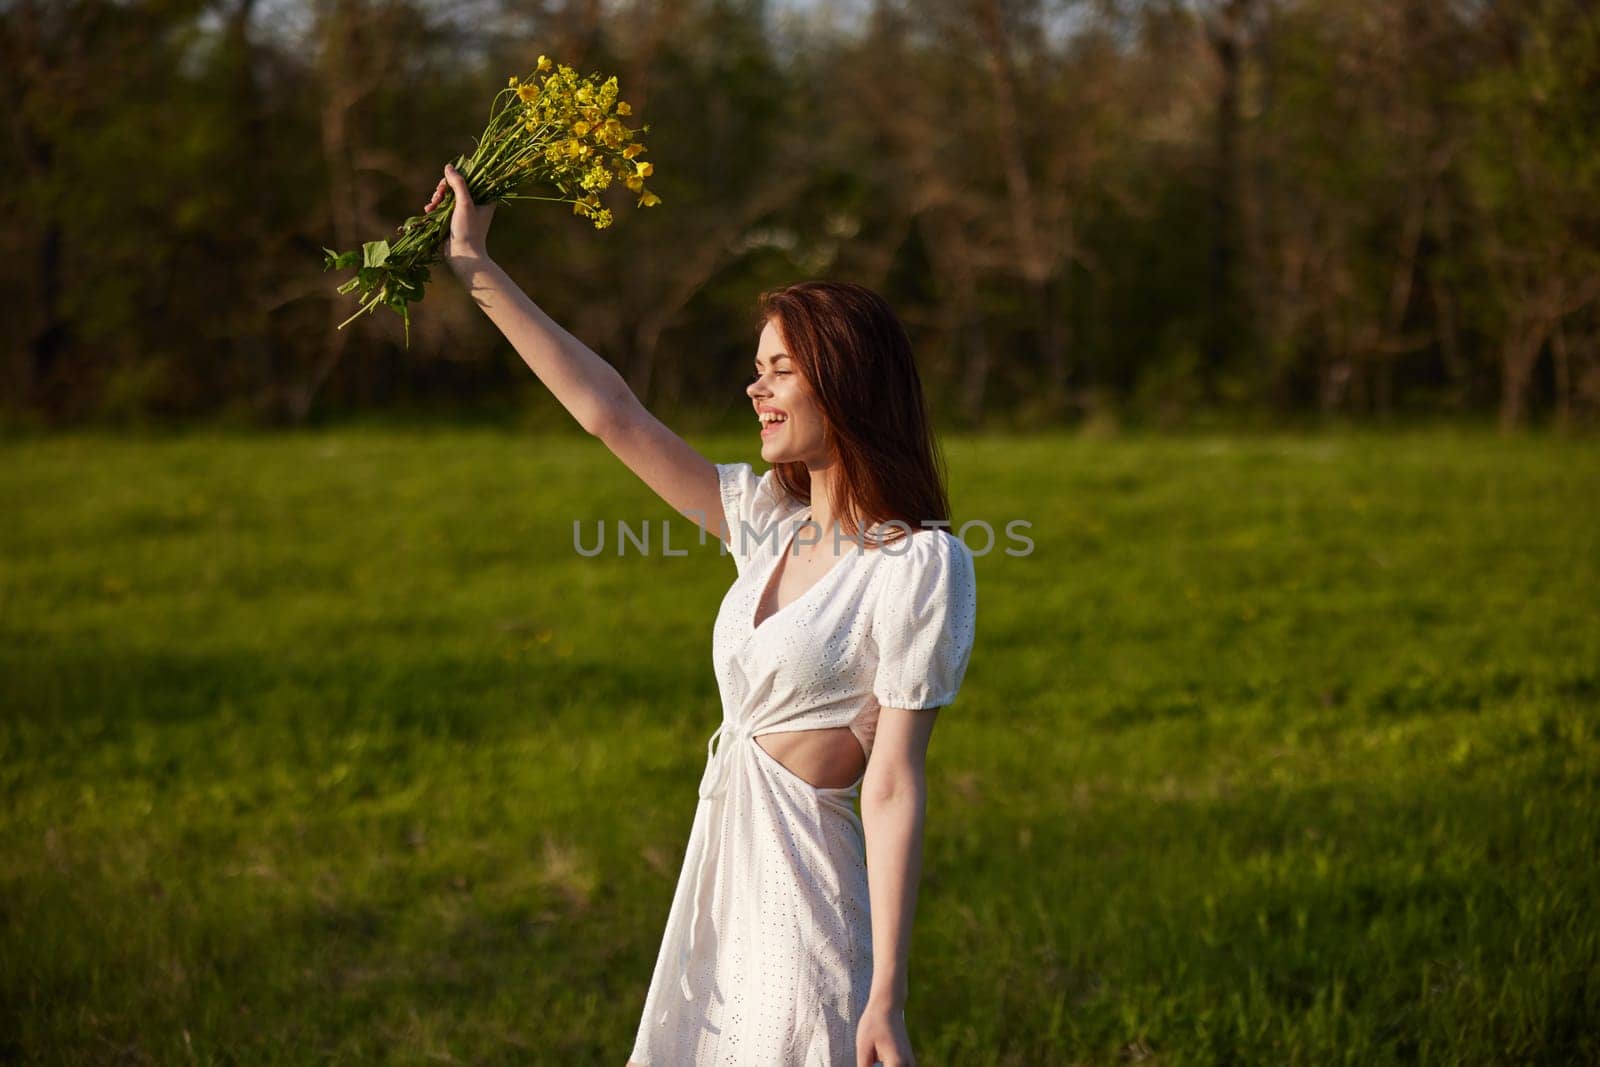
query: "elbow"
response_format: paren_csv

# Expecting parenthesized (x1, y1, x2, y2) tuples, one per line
(581, 406, 614, 439)
(861, 766, 926, 810)
(583, 380, 638, 438)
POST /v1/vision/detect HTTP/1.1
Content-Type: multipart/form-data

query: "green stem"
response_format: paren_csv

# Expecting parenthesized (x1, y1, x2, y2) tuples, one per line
(497, 193, 574, 204)
(336, 292, 381, 331)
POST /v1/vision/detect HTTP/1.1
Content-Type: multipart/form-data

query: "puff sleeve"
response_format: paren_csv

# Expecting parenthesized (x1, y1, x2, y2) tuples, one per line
(715, 461, 798, 578)
(871, 530, 978, 710)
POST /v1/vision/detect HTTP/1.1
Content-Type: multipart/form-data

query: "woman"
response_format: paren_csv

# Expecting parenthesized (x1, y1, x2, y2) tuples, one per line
(423, 164, 977, 1067)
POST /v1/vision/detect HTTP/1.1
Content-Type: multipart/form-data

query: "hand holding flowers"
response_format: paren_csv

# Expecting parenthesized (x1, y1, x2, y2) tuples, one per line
(424, 163, 495, 271)
(322, 55, 660, 347)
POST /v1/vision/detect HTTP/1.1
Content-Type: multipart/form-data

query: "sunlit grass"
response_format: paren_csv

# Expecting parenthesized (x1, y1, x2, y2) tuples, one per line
(2, 426, 1597, 1064)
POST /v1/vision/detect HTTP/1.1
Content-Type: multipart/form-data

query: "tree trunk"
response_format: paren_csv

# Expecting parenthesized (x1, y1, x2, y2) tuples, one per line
(1552, 325, 1571, 430)
(916, 208, 988, 426)
(296, 0, 387, 424)
(1498, 323, 1546, 434)
(1206, 0, 1251, 406)
(959, 321, 993, 427)
(7, 0, 73, 416)
(28, 217, 69, 416)
(973, 0, 1066, 416)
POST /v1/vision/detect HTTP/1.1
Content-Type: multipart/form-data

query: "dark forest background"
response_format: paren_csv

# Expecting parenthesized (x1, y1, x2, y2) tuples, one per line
(4, 0, 1599, 432)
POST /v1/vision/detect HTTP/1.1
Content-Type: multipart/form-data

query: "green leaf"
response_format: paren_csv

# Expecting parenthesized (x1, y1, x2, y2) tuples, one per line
(362, 240, 391, 268)
(322, 247, 361, 272)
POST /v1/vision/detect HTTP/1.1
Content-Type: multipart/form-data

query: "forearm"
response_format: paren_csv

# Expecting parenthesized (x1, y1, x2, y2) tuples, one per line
(860, 774, 927, 1010)
(448, 254, 633, 435)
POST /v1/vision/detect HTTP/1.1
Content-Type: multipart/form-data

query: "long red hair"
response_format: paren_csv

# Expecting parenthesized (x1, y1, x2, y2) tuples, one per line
(755, 281, 952, 548)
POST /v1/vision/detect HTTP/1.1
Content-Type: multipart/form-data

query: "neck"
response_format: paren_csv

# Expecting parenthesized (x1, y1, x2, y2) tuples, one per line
(803, 462, 843, 553)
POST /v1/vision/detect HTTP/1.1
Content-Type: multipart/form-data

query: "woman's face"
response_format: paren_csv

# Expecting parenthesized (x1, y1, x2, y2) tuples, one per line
(748, 318, 828, 467)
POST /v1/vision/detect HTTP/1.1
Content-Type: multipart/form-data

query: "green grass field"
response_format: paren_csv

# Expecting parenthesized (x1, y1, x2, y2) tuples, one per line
(3, 427, 1597, 1065)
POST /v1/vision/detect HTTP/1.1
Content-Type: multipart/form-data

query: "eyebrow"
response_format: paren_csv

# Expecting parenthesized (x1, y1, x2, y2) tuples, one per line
(754, 352, 792, 368)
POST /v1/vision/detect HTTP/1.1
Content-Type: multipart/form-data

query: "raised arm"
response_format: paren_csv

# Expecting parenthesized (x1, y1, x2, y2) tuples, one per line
(426, 164, 729, 543)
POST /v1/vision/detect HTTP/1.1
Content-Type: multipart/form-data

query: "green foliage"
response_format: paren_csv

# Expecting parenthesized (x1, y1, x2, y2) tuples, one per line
(1459, 2, 1600, 278)
(2, 429, 1598, 1062)
(4, 1, 1600, 425)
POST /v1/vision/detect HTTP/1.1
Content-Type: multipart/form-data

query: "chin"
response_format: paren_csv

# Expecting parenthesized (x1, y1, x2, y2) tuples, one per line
(760, 429, 816, 463)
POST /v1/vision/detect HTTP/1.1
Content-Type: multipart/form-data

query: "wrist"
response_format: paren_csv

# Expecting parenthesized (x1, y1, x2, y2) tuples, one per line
(446, 248, 493, 275)
(866, 986, 906, 1013)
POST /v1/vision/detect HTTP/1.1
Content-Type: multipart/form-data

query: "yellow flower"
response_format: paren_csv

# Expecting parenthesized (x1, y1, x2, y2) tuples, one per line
(435, 59, 655, 236)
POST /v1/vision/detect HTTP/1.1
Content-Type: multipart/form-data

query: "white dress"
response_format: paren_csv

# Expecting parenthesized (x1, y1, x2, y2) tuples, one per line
(629, 461, 979, 1066)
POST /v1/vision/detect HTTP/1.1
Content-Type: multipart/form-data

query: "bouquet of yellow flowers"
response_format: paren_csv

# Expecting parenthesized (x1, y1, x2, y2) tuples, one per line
(322, 55, 660, 346)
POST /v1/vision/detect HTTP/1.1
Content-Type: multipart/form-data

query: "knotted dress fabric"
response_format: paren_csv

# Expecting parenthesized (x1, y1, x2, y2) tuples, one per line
(629, 461, 977, 1066)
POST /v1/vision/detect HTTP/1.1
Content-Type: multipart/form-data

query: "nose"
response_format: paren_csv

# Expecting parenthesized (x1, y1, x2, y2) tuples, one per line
(746, 375, 766, 398)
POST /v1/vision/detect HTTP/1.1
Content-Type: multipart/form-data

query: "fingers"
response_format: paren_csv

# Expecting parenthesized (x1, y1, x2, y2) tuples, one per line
(423, 177, 447, 212)
(443, 162, 469, 198)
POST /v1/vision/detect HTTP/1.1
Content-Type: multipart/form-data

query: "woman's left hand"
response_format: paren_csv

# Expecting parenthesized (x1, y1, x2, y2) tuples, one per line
(856, 1002, 915, 1067)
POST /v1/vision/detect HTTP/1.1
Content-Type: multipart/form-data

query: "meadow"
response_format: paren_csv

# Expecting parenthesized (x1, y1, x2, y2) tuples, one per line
(2, 426, 1597, 1065)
